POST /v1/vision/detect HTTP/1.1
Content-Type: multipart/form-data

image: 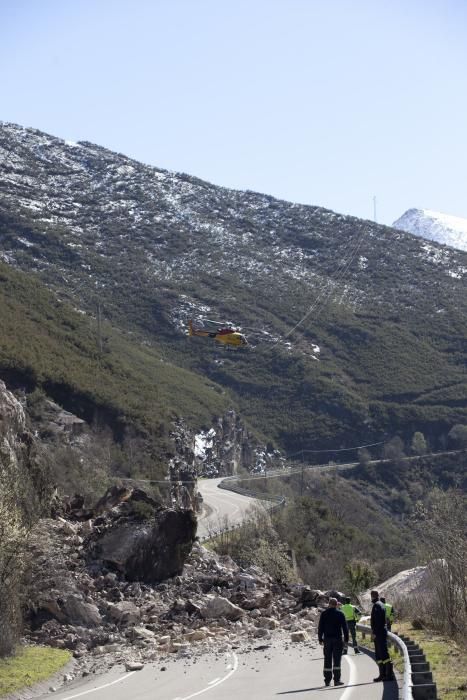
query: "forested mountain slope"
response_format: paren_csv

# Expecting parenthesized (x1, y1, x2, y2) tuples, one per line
(1, 122, 467, 451)
(0, 260, 231, 476)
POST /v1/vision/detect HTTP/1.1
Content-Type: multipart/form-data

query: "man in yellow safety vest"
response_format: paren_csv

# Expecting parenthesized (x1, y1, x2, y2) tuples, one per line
(340, 597, 361, 653)
(380, 597, 395, 631)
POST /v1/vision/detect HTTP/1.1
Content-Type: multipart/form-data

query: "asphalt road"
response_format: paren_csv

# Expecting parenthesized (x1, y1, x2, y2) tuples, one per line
(197, 478, 260, 538)
(40, 641, 398, 700)
(39, 483, 400, 700)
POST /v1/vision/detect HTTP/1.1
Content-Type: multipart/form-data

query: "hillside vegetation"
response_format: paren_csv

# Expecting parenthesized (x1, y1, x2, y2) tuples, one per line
(0, 260, 231, 476)
(1, 123, 467, 452)
(232, 449, 467, 590)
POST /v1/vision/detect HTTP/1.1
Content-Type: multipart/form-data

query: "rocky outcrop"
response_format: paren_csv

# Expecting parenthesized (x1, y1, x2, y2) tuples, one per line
(0, 379, 26, 445)
(172, 412, 284, 485)
(0, 380, 51, 655)
(38, 398, 86, 438)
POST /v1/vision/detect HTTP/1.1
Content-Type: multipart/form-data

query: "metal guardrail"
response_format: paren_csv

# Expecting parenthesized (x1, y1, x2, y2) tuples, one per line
(357, 623, 412, 700)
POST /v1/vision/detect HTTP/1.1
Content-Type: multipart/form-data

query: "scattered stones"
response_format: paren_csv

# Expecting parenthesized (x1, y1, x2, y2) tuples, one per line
(25, 504, 324, 677)
(291, 631, 309, 642)
(125, 661, 144, 671)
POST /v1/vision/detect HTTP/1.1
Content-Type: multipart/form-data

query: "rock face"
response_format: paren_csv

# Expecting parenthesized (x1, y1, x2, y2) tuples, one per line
(0, 380, 51, 655)
(172, 413, 284, 493)
(0, 379, 26, 446)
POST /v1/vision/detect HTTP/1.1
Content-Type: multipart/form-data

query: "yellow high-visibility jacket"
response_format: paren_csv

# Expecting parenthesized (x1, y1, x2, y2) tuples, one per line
(341, 603, 361, 622)
(384, 603, 395, 624)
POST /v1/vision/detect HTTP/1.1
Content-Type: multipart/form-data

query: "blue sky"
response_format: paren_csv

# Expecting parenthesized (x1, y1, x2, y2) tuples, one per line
(2, 0, 467, 224)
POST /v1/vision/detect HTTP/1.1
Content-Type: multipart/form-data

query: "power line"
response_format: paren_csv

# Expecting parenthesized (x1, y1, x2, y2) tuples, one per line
(282, 222, 368, 341)
(286, 440, 385, 460)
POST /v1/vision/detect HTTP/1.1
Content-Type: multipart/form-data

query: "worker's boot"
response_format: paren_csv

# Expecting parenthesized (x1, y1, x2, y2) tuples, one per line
(373, 663, 386, 682)
(354, 645, 360, 654)
(384, 662, 396, 682)
(333, 671, 344, 687)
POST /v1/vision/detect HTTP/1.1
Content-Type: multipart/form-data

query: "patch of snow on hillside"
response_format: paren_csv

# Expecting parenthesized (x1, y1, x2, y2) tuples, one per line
(420, 243, 446, 264)
(116, 165, 135, 175)
(194, 428, 216, 459)
(19, 198, 45, 211)
(358, 256, 368, 269)
(17, 237, 34, 248)
(447, 268, 466, 279)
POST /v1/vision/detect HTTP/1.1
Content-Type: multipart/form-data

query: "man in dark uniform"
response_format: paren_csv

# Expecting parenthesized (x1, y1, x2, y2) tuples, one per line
(371, 590, 395, 682)
(318, 597, 349, 687)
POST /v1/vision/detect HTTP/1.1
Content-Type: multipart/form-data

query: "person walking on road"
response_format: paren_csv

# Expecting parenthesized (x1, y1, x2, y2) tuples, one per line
(380, 596, 395, 631)
(371, 590, 396, 682)
(318, 597, 349, 687)
(341, 597, 361, 653)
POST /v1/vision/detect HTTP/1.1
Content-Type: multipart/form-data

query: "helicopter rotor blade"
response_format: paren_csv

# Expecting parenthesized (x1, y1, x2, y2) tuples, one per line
(202, 318, 235, 327)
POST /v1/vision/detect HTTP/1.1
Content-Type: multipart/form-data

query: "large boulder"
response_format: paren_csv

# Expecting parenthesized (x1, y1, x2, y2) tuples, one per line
(360, 565, 431, 611)
(63, 595, 101, 627)
(107, 601, 141, 626)
(300, 588, 328, 608)
(88, 507, 197, 583)
(200, 595, 244, 621)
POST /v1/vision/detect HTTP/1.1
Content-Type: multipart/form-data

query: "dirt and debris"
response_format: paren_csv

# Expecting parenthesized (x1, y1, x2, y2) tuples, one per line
(23, 488, 330, 684)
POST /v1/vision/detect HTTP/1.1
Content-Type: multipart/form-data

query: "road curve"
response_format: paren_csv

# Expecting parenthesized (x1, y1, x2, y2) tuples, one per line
(39, 641, 398, 700)
(197, 477, 260, 538)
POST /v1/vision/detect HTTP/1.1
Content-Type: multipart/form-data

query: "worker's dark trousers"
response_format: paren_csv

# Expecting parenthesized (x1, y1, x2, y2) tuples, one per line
(348, 620, 357, 648)
(374, 630, 390, 677)
(323, 638, 343, 684)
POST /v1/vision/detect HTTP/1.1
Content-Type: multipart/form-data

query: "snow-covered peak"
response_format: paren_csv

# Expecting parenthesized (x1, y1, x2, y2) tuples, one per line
(393, 208, 467, 252)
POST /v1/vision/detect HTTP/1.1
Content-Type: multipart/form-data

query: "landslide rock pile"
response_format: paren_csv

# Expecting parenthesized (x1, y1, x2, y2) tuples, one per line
(25, 492, 324, 678)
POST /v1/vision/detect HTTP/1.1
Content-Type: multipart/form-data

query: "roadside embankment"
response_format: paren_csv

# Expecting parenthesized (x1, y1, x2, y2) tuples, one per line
(0, 646, 71, 698)
(393, 622, 466, 700)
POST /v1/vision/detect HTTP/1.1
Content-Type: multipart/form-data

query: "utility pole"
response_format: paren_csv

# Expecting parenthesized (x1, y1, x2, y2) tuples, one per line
(373, 195, 377, 223)
(96, 302, 103, 355)
(300, 450, 304, 496)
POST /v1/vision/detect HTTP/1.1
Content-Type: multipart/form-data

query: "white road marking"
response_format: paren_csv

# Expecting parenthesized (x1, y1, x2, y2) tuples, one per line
(207, 678, 221, 685)
(174, 652, 239, 700)
(57, 672, 136, 700)
(340, 655, 358, 699)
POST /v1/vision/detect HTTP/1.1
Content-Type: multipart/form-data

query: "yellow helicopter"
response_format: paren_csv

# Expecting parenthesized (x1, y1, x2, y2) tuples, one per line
(188, 319, 248, 348)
